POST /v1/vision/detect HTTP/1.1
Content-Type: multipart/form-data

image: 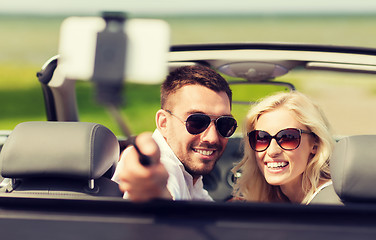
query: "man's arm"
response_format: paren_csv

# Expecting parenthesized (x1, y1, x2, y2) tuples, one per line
(114, 132, 172, 202)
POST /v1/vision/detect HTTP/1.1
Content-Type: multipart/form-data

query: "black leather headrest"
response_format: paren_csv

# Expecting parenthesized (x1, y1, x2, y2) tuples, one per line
(331, 135, 376, 203)
(0, 122, 119, 180)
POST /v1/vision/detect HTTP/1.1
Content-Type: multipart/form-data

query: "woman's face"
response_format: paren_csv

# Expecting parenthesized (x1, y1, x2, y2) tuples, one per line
(253, 107, 317, 191)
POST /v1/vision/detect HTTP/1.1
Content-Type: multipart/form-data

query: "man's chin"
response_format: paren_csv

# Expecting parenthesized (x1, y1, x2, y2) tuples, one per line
(186, 162, 216, 177)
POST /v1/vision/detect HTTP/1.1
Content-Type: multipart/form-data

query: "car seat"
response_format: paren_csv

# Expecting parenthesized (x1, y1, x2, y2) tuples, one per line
(0, 121, 123, 198)
(203, 137, 244, 201)
(330, 135, 376, 204)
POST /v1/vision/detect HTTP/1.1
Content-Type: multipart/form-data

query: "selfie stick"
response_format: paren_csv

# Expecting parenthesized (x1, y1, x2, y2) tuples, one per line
(92, 12, 151, 166)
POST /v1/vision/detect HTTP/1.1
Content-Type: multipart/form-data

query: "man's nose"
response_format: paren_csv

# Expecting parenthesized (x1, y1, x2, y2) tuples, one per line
(201, 121, 221, 143)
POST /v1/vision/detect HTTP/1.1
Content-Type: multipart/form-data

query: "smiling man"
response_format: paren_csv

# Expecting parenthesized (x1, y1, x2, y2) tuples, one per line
(112, 65, 237, 201)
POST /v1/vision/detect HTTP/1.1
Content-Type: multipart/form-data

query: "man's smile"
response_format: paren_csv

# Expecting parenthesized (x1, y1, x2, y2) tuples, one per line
(193, 148, 215, 156)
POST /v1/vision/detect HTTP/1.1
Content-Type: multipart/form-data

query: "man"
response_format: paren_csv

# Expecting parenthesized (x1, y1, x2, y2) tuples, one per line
(112, 65, 237, 201)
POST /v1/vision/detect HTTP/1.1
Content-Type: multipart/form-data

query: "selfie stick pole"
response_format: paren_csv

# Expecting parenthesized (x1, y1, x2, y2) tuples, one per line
(92, 12, 151, 165)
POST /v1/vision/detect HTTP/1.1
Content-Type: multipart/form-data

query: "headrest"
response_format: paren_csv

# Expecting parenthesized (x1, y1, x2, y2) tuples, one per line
(330, 135, 376, 203)
(0, 122, 119, 180)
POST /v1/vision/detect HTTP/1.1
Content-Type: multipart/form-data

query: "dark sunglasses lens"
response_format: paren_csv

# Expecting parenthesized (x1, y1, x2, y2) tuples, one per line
(249, 130, 271, 152)
(216, 117, 237, 137)
(186, 114, 211, 135)
(276, 129, 301, 150)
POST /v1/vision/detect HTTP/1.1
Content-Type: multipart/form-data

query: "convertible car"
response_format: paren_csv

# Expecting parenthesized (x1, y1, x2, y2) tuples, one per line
(1, 20, 376, 239)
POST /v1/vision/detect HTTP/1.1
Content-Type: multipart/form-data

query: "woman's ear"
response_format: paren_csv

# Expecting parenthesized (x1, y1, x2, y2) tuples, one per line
(311, 144, 318, 154)
(156, 109, 168, 134)
(311, 138, 319, 155)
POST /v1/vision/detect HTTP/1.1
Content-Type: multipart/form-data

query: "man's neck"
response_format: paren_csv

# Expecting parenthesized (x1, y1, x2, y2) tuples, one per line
(192, 176, 199, 185)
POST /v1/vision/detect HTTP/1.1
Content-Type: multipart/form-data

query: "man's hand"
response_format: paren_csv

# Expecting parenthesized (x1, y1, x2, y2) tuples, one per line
(117, 132, 171, 202)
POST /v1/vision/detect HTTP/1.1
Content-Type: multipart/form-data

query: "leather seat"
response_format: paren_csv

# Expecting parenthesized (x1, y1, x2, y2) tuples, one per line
(0, 121, 123, 198)
(330, 135, 376, 204)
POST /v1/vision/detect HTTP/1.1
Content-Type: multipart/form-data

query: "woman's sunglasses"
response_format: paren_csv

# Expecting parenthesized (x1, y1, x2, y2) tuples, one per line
(248, 128, 313, 152)
(165, 110, 237, 138)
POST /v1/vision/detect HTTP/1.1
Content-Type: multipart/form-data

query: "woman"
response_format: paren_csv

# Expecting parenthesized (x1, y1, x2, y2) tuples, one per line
(232, 91, 335, 204)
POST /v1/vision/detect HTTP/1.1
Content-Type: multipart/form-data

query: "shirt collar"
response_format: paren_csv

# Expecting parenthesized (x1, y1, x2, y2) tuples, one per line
(152, 129, 203, 186)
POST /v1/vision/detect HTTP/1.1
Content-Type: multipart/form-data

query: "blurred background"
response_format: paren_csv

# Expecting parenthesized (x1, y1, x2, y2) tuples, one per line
(1, 0, 376, 136)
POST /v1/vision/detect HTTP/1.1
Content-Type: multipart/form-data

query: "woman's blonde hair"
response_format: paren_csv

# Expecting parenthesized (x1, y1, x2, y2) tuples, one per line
(232, 91, 334, 204)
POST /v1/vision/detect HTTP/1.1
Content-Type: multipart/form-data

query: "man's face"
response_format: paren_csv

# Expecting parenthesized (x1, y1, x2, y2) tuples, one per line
(161, 85, 232, 181)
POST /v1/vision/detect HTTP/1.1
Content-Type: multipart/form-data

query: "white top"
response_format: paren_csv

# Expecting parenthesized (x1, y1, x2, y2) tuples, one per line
(112, 129, 213, 201)
(306, 180, 333, 205)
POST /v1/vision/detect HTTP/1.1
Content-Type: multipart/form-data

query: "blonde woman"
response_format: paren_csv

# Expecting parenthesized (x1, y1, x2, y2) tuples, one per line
(232, 91, 335, 204)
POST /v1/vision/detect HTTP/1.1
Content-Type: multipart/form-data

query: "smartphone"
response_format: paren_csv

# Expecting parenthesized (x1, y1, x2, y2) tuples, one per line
(58, 16, 170, 84)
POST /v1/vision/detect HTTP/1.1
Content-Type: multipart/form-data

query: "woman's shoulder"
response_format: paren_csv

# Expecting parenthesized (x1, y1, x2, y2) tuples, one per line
(307, 181, 343, 205)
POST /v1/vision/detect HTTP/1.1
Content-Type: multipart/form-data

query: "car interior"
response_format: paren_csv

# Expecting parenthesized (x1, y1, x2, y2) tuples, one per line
(1, 42, 376, 206)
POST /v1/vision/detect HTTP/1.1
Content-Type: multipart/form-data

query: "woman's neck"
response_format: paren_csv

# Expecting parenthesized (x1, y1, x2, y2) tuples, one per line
(279, 176, 305, 203)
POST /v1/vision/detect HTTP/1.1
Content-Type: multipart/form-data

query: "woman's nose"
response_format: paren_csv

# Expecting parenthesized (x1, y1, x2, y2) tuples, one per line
(267, 139, 283, 156)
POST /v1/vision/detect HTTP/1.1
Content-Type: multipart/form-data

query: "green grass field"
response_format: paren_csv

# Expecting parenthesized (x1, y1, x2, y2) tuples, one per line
(2, 14, 376, 135)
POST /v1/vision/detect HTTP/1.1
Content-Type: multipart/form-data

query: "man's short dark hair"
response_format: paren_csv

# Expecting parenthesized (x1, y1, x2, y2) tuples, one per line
(161, 65, 232, 109)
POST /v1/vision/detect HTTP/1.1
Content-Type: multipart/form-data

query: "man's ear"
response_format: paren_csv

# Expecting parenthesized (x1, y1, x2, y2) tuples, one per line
(156, 109, 168, 134)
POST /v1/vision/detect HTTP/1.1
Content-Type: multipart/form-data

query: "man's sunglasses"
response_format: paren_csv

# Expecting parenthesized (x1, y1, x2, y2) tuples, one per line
(165, 110, 237, 138)
(248, 128, 314, 152)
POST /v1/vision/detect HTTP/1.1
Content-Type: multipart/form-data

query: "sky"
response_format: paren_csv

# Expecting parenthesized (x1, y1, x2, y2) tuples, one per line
(2, 0, 376, 16)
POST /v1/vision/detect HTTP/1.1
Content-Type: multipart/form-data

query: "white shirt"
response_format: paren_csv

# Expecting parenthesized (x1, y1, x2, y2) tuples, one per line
(112, 129, 213, 201)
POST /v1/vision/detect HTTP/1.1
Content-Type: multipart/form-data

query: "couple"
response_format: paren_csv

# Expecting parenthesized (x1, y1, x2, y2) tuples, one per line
(112, 65, 336, 204)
